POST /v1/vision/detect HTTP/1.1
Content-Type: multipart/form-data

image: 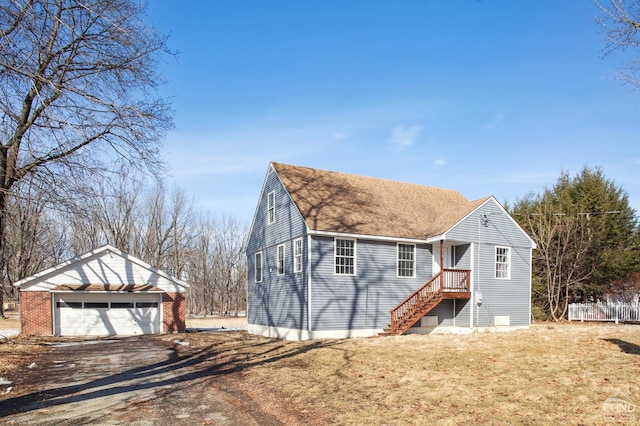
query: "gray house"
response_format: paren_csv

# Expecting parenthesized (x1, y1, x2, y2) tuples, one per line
(246, 162, 535, 340)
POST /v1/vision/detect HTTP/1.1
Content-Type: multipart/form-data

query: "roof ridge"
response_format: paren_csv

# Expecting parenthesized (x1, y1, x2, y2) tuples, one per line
(272, 162, 467, 197)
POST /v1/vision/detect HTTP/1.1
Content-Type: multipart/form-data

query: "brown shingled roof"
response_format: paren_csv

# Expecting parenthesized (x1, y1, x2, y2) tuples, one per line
(51, 284, 163, 292)
(272, 162, 489, 240)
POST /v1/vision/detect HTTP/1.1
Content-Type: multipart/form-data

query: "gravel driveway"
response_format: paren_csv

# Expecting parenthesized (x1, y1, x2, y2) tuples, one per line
(0, 335, 281, 425)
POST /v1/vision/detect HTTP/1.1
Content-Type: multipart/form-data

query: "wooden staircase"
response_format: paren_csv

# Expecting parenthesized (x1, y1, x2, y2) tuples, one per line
(381, 269, 471, 336)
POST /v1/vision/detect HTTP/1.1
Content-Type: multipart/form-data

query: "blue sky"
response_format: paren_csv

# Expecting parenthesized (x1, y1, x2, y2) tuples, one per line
(146, 1, 640, 224)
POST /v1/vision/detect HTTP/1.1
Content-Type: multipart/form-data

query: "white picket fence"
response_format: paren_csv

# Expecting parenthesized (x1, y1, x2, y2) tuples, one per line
(568, 302, 640, 324)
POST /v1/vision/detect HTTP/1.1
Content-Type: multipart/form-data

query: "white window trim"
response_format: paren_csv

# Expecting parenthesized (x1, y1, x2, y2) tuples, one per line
(397, 243, 416, 278)
(267, 191, 275, 224)
(495, 246, 511, 280)
(277, 244, 285, 276)
(255, 252, 263, 283)
(293, 238, 303, 273)
(334, 238, 356, 276)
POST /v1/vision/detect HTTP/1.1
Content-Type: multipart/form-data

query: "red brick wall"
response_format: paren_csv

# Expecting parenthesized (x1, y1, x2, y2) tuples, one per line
(163, 292, 186, 333)
(20, 291, 53, 336)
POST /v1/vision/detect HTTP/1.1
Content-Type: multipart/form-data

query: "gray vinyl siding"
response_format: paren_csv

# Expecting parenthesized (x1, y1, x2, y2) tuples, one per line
(309, 236, 433, 330)
(426, 300, 455, 326)
(247, 168, 309, 329)
(247, 168, 307, 253)
(448, 198, 533, 327)
(473, 244, 531, 327)
(411, 299, 472, 329)
(452, 243, 471, 269)
(447, 198, 533, 249)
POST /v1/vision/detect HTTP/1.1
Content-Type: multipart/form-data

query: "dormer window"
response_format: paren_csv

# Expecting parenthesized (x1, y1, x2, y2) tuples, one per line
(267, 191, 275, 224)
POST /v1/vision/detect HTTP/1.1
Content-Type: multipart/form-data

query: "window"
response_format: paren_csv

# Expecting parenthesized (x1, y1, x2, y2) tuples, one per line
(294, 238, 303, 273)
(495, 246, 511, 279)
(136, 302, 158, 308)
(277, 244, 285, 275)
(85, 302, 108, 309)
(111, 302, 134, 309)
(397, 243, 415, 277)
(335, 239, 356, 275)
(255, 252, 263, 282)
(267, 191, 275, 224)
(57, 301, 82, 309)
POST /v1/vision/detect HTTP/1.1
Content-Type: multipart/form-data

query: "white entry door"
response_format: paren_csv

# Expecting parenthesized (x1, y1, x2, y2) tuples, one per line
(433, 243, 455, 274)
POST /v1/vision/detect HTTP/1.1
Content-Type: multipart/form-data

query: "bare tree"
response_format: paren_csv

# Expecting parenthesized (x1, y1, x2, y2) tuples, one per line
(212, 216, 247, 316)
(183, 214, 248, 317)
(595, 0, 640, 90)
(187, 214, 217, 316)
(2, 178, 67, 308)
(0, 0, 173, 315)
(133, 184, 194, 277)
(515, 204, 595, 320)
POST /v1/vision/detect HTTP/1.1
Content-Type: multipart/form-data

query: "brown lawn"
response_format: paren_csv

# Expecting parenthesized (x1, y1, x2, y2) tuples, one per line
(1, 319, 638, 425)
(228, 323, 639, 425)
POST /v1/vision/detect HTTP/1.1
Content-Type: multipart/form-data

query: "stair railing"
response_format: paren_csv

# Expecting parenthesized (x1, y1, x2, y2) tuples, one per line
(390, 272, 442, 332)
(389, 269, 471, 333)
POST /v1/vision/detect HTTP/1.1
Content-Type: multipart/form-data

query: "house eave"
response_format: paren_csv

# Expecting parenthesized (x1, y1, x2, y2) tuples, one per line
(307, 229, 428, 244)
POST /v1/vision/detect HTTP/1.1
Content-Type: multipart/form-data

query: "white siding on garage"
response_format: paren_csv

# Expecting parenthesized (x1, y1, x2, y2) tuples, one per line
(17, 247, 187, 293)
(54, 293, 161, 336)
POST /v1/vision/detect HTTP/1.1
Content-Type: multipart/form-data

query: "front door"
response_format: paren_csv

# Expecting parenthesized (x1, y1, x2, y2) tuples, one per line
(434, 243, 455, 274)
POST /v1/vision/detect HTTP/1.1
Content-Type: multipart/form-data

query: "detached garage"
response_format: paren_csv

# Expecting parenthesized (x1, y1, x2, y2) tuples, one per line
(14, 245, 189, 337)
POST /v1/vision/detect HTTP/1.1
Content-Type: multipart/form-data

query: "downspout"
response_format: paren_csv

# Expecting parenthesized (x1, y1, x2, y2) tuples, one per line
(51, 292, 56, 336)
(307, 234, 312, 336)
(469, 242, 474, 328)
(476, 216, 482, 328)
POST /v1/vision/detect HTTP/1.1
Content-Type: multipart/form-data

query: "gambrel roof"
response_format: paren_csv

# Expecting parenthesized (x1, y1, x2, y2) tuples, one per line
(272, 162, 490, 240)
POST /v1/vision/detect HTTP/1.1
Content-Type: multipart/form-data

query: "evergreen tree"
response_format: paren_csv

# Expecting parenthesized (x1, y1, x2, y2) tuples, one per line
(511, 167, 639, 320)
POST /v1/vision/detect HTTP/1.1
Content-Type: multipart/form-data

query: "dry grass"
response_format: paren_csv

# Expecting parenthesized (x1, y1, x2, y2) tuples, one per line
(1, 321, 637, 425)
(0, 341, 46, 380)
(186, 316, 247, 329)
(225, 323, 639, 425)
(0, 311, 20, 331)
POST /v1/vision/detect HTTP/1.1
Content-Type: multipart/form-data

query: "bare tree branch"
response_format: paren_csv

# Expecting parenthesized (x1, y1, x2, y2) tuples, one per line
(595, 0, 640, 90)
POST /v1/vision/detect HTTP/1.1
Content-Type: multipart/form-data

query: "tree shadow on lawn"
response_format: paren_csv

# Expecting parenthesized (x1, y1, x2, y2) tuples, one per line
(603, 338, 640, 355)
(0, 333, 342, 417)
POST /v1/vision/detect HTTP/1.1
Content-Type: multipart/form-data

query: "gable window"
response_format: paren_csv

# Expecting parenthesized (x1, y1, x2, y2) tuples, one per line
(397, 243, 415, 277)
(277, 244, 285, 275)
(293, 238, 303, 273)
(267, 191, 275, 224)
(495, 246, 511, 279)
(255, 252, 263, 283)
(335, 238, 355, 275)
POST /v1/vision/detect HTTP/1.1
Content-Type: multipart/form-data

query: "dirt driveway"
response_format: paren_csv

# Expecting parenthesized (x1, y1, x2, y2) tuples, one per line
(0, 334, 281, 425)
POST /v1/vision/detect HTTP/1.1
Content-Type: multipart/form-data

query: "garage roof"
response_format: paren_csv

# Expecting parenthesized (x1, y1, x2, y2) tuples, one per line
(51, 284, 164, 293)
(14, 245, 188, 292)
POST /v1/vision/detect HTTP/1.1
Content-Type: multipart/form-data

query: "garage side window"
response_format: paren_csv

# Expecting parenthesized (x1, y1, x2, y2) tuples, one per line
(255, 252, 263, 282)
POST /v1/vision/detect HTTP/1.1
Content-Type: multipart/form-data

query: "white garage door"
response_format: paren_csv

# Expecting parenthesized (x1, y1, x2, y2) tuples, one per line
(54, 293, 161, 336)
